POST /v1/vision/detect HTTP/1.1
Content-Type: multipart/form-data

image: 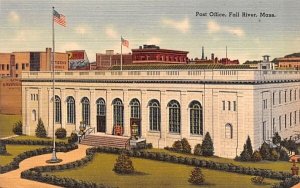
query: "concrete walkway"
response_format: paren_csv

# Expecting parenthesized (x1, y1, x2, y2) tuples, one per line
(0, 144, 91, 188)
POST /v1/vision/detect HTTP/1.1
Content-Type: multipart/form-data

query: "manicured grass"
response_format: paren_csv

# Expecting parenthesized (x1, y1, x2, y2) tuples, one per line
(0, 144, 45, 166)
(146, 149, 293, 173)
(0, 114, 21, 138)
(12, 135, 69, 143)
(50, 153, 280, 188)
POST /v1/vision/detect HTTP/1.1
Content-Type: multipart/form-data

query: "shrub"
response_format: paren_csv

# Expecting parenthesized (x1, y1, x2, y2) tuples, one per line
(246, 136, 253, 155)
(238, 136, 253, 161)
(113, 152, 134, 174)
(202, 132, 214, 156)
(172, 140, 183, 153)
(252, 150, 262, 162)
(279, 149, 289, 161)
(240, 150, 252, 161)
(259, 142, 271, 160)
(251, 176, 265, 184)
(181, 138, 191, 154)
(272, 132, 281, 147)
(12, 121, 23, 135)
(55, 128, 67, 139)
(146, 143, 153, 149)
(35, 118, 47, 138)
(270, 149, 279, 161)
(68, 133, 78, 144)
(193, 144, 202, 156)
(0, 141, 7, 155)
(188, 167, 205, 185)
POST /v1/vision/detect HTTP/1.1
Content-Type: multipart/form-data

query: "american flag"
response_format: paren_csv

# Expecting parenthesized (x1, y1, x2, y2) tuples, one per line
(53, 10, 66, 27)
(121, 37, 129, 48)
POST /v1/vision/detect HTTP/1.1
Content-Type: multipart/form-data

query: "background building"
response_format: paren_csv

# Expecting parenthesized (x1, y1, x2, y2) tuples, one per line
(67, 50, 90, 70)
(132, 45, 188, 64)
(95, 50, 132, 70)
(0, 78, 21, 114)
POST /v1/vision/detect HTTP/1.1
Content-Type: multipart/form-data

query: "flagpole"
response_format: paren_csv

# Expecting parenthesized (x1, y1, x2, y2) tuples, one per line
(120, 36, 123, 71)
(47, 6, 60, 163)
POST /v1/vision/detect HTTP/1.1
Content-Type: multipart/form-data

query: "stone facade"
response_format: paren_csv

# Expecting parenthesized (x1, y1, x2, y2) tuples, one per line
(21, 69, 300, 158)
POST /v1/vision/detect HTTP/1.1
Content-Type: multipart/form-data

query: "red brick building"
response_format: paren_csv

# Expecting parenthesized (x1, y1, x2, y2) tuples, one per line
(218, 58, 239, 65)
(132, 45, 188, 64)
(95, 50, 132, 70)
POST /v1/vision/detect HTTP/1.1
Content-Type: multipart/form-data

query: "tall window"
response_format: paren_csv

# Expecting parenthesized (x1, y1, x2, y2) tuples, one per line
(113, 98, 124, 126)
(149, 99, 160, 131)
(272, 92, 275, 105)
(225, 123, 233, 139)
(228, 101, 231, 111)
(32, 110, 36, 121)
(55, 96, 61, 123)
(189, 101, 203, 135)
(279, 91, 282, 104)
(222, 101, 225, 110)
(279, 116, 282, 131)
(168, 100, 181, 133)
(96, 98, 106, 116)
(130, 99, 140, 118)
(262, 121, 266, 141)
(272, 118, 275, 134)
(67, 96, 75, 124)
(81, 97, 90, 125)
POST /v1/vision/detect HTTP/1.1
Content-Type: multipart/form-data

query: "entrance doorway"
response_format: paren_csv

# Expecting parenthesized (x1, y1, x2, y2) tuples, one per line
(97, 115, 106, 132)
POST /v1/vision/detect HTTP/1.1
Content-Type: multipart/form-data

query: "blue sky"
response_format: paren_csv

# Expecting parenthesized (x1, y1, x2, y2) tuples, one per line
(0, 0, 299, 63)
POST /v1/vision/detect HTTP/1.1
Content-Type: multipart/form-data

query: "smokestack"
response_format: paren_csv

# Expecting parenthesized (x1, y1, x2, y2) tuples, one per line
(201, 46, 204, 60)
(211, 53, 214, 63)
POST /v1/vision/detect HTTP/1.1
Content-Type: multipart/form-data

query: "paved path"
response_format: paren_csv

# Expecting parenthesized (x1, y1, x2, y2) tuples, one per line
(0, 144, 90, 188)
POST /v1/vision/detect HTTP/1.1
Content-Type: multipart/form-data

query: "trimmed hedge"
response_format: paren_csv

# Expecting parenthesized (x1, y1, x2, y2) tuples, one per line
(0, 142, 77, 174)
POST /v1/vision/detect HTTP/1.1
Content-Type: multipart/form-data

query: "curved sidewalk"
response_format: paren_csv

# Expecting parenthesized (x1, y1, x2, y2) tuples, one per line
(0, 144, 91, 188)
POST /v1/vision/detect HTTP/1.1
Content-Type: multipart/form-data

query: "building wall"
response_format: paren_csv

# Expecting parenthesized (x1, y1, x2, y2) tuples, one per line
(96, 53, 132, 70)
(21, 69, 300, 158)
(0, 78, 21, 114)
(0, 53, 13, 78)
(278, 57, 300, 69)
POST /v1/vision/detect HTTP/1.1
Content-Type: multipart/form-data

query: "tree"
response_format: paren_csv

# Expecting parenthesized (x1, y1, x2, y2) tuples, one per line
(35, 118, 47, 138)
(55, 128, 67, 139)
(252, 150, 262, 162)
(259, 142, 271, 160)
(113, 152, 134, 174)
(246, 136, 253, 155)
(181, 138, 191, 154)
(272, 132, 281, 147)
(193, 144, 202, 156)
(202, 132, 214, 156)
(12, 121, 22, 135)
(188, 167, 205, 185)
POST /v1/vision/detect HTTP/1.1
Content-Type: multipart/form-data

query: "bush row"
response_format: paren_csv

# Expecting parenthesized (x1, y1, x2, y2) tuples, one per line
(21, 170, 112, 188)
(272, 175, 300, 188)
(0, 143, 77, 174)
(90, 146, 292, 181)
(2, 139, 67, 146)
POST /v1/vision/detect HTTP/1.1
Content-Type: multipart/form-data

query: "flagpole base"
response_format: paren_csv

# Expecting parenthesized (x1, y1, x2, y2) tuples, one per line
(46, 148, 62, 163)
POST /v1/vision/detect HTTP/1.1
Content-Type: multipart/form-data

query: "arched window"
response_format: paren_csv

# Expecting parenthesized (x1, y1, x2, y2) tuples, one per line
(113, 98, 124, 126)
(225, 123, 233, 139)
(55, 96, 61, 123)
(189, 101, 203, 135)
(67, 96, 75, 124)
(96, 98, 106, 116)
(130, 98, 140, 118)
(32, 110, 36, 121)
(168, 100, 181, 133)
(81, 97, 90, 125)
(149, 99, 160, 131)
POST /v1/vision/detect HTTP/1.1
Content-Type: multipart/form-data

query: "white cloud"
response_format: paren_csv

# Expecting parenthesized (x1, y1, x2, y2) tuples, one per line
(60, 42, 81, 51)
(207, 21, 245, 37)
(14, 30, 39, 42)
(162, 17, 190, 33)
(146, 37, 161, 45)
(105, 26, 118, 39)
(75, 26, 90, 35)
(207, 21, 220, 33)
(8, 11, 20, 23)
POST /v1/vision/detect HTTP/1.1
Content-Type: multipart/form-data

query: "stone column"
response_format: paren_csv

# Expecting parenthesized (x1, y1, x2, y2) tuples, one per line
(141, 90, 148, 138)
(123, 89, 130, 137)
(23, 88, 29, 134)
(106, 89, 112, 134)
(180, 91, 188, 139)
(160, 90, 167, 147)
(61, 88, 66, 129)
(75, 89, 80, 131)
(90, 89, 96, 129)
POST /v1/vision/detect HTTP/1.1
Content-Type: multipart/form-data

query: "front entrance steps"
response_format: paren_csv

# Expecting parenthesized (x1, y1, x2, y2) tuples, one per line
(80, 133, 130, 149)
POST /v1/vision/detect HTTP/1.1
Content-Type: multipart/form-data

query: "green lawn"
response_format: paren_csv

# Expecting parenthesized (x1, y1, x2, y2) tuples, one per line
(50, 153, 280, 188)
(146, 149, 293, 173)
(11, 135, 69, 143)
(0, 144, 46, 166)
(0, 114, 21, 138)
